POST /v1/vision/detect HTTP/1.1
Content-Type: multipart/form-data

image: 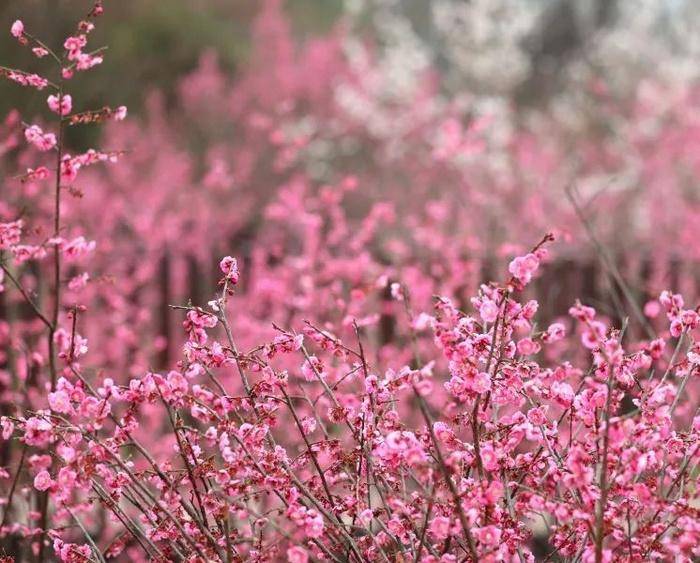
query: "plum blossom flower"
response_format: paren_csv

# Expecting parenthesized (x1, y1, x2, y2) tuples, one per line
(68, 272, 90, 291)
(358, 509, 373, 526)
(2, 70, 48, 89)
(0, 220, 22, 248)
(517, 337, 540, 356)
(413, 312, 435, 331)
(304, 510, 324, 538)
(301, 416, 316, 434)
(58, 155, 80, 183)
(479, 299, 499, 323)
(57, 444, 77, 463)
(47, 94, 72, 116)
(644, 300, 661, 318)
(10, 20, 24, 38)
(527, 406, 548, 426)
(23, 165, 51, 181)
(375, 431, 426, 468)
(60, 236, 96, 260)
(219, 255, 240, 284)
(480, 443, 499, 471)
(23, 417, 52, 447)
(508, 252, 540, 285)
(12, 243, 47, 264)
(569, 301, 596, 321)
(581, 320, 606, 349)
(659, 290, 683, 312)
(271, 333, 303, 353)
(1, 417, 14, 440)
(472, 371, 492, 393)
(543, 322, 566, 343)
(64, 35, 87, 60)
(57, 466, 77, 488)
(48, 389, 73, 414)
(390, 282, 404, 301)
(33, 469, 53, 491)
(474, 525, 502, 546)
(430, 516, 451, 540)
(551, 381, 575, 407)
(54, 328, 88, 361)
(75, 52, 103, 71)
(301, 355, 325, 382)
(433, 421, 454, 442)
(287, 547, 308, 563)
(53, 539, 91, 562)
(24, 124, 57, 151)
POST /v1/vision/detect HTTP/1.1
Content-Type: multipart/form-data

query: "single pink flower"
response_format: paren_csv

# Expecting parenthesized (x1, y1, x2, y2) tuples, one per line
(10, 20, 24, 38)
(286, 546, 308, 563)
(1, 418, 14, 440)
(33, 469, 53, 491)
(64, 35, 87, 60)
(479, 299, 499, 323)
(430, 516, 451, 540)
(219, 256, 240, 284)
(508, 252, 540, 284)
(517, 337, 540, 356)
(114, 105, 128, 121)
(48, 389, 73, 414)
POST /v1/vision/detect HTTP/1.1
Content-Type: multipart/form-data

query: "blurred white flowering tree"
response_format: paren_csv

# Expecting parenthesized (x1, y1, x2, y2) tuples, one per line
(344, 0, 700, 107)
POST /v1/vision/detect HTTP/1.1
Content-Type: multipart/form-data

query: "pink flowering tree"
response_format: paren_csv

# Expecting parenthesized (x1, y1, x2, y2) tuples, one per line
(0, 2, 699, 563)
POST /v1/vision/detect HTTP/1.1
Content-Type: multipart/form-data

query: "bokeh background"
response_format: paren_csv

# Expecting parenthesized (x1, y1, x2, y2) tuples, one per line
(3, 1, 698, 118)
(2, 0, 700, 373)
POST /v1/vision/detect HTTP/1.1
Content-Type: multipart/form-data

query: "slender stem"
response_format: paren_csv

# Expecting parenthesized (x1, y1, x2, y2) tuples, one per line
(22, 31, 63, 66)
(0, 444, 27, 530)
(415, 491, 434, 560)
(669, 365, 696, 416)
(413, 385, 478, 560)
(48, 85, 65, 391)
(67, 506, 107, 563)
(158, 388, 210, 529)
(91, 483, 165, 560)
(280, 386, 335, 507)
(39, 81, 65, 563)
(566, 186, 654, 339)
(0, 263, 52, 329)
(594, 363, 615, 562)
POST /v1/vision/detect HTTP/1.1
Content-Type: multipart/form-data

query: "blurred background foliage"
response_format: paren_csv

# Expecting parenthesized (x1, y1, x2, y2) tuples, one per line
(2, 0, 700, 370)
(0, 0, 344, 117)
(1, 0, 698, 151)
(2, 1, 698, 118)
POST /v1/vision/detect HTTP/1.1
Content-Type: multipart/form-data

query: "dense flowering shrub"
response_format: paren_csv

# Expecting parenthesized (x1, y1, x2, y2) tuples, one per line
(1, 2, 700, 562)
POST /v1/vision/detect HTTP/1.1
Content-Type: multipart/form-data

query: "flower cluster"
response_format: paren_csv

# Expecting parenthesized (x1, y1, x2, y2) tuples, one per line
(3, 220, 700, 561)
(0, 2, 699, 563)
